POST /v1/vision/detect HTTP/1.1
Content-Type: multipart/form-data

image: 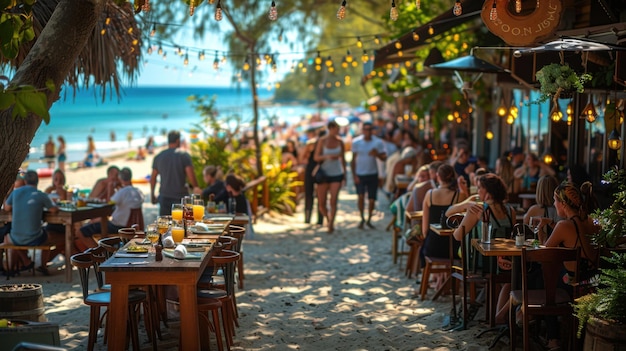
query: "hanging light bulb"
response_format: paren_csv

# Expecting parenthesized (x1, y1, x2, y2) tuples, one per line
(412, 31, 419, 41)
(345, 50, 353, 63)
(142, 0, 150, 11)
(337, 0, 347, 20)
(394, 41, 402, 50)
(428, 25, 434, 35)
(157, 45, 163, 55)
(199, 51, 206, 60)
(361, 50, 369, 63)
(189, 0, 195, 16)
(550, 105, 563, 122)
(515, 0, 522, 13)
(542, 149, 554, 164)
(356, 37, 363, 48)
(416, 0, 420, 10)
(390, 0, 399, 21)
(147, 46, 153, 54)
(215, 0, 223, 21)
(608, 129, 622, 150)
(490, 0, 498, 21)
(268, 1, 278, 21)
(325, 56, 333, 67)
(374, 36, 381, 45)
(315, 51, 322, 65)
(183, 53, 189, 66)
(453, 0, 462, 16)
(243, 58, 250, 71)
(213, 54, 219, 70)
(150, 24, 156, 37)
(580, 97, 598, 123)
(486, 131, 494, 140)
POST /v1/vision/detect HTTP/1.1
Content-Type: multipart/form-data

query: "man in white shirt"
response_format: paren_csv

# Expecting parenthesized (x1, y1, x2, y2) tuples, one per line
(76, 167, 144, 249)
(351, 122, 387, 229)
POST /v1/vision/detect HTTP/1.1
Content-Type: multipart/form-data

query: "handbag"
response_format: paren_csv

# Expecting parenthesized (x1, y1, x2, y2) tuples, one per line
(312, 163, 326, 183)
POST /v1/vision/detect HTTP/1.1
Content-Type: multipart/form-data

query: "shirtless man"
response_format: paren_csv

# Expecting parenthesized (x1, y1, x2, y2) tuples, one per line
(90, 166, 122, 201)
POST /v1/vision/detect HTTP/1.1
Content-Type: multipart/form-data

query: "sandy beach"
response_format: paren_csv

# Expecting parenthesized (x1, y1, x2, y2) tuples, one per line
(5, 152, 513, 351)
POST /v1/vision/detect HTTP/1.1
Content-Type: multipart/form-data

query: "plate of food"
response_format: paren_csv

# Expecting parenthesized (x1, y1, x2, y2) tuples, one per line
(124, 245, 149, 253)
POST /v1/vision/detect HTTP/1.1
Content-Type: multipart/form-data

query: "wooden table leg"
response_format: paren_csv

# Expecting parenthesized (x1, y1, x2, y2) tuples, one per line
(65, 224, 73, 283)
(178, 283, 200, 350)
(108, 283, 130, 350)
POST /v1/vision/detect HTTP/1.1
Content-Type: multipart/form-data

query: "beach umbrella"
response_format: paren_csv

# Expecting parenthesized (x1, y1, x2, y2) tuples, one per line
(6, 0, 142, 100)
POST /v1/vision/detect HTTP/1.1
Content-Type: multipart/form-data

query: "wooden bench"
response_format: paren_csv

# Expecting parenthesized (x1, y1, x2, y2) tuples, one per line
(0, 242, 57, 279)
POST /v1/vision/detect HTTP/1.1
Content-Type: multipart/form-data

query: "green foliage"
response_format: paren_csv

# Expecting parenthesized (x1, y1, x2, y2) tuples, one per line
(0, 76, 52, 122)
(0, 0, 36, 60)
(260, 143, 302, 213)
(574, 252, 626, 337)
(535, 63, 592, 103)
(591, 167, 626, 248)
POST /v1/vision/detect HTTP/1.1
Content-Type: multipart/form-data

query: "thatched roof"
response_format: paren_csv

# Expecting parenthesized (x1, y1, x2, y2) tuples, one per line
(7, 0, 142, 101)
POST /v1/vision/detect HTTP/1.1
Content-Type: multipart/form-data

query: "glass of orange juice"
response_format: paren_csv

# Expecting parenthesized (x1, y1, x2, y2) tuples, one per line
(171, 203, 184, 221)
(156, 215, 170, 235)
(171, 221, 185, 244)
(193, 199, 205, 221)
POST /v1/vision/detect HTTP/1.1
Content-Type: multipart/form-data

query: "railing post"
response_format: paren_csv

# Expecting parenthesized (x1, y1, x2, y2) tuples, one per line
(262, 177, 270, 213)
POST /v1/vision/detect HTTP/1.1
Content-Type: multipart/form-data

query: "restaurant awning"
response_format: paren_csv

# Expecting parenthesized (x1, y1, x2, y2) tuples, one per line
(373, 0, 485, 69)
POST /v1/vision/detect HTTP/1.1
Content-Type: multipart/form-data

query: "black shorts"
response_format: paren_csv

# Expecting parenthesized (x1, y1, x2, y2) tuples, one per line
(356, 174, 378, 200)
(323, 174, 344, 184)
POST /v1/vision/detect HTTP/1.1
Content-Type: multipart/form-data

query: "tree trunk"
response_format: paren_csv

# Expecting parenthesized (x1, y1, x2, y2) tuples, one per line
(248, 45, 263, 177)
(0, 0, 102, 197)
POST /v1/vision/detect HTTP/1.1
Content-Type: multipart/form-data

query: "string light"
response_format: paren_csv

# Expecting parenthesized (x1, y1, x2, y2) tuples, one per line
(356, 37, 362, 48)
(157, 45, 163, 55)
(243, 57, 250, 71)
(213, 53, 219, 70)
(183, 53, 189, 66)
(268, 1, 278, 21)
(515, 0, 522, 13)
(314, 51, 322, 65)
(412, 31, 419, 41)
(361, 50, 369, 63)
(550, 105, 563, 122)
(374, 36, 381, 45)
(150, 24, 156, 37)
(345, 50, 353, 63)
(215, 0, 223, 21)
(580, 96, 598, 123)
(428, 25, 434, 35)
(453, 0, 462, 16)
(490, 0, 497, 21)
(390, 0, 399, 21)
(199, 51, 205, 60)
(394, 41, 402, 50)
(337, 0, 347, 20)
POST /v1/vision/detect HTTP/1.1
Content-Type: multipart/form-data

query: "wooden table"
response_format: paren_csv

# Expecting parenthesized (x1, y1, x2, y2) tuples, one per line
(471, 238, 522, 327)
(0, 204, 114, 282)
(100, 237, 218, 350)
(204, 213, 250, 227)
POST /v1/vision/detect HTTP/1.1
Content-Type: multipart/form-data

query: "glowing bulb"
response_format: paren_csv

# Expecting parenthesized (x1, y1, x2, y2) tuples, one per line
(490, 0, 497, 21)
(356, 37, 362, 48)
(550, 105, 563, 122)
(394, 41, 402, 50)
(183, 54, 189, 66)
(315, 51, 322, 65)
(158, 46, 163, 55)
(486, 131, 494, 140)
(506, 115, 515, 124)
(337, 0, 347, 20)
(215, 0, 223, 21)
(361, 51, 369, 63)
(346, 51, 353, 63)
(428, 26, 434, 35)
(515, 0, 521, 13)
(453, 0, 462, 16)
(268, 1, 278, 21)
(608, 129, 622, 150)
(412, 31, 419, 41)
(390, 0, 399, 21)
(213, 56, 219, 70)
(543, 153, 553, 164)
(243, 60, 250, 71)
(374, 36, 381, 45)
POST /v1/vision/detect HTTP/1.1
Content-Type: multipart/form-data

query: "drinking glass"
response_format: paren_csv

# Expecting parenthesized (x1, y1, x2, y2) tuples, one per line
(171, 203, 184, 222)
(145, 223, 159, 244)
(156, 215, 170, 235)
(193, 198, 205, 221)
(530, 216, 541, 247)
(182, 196, 194, 221)
(171, 221, 185, 244)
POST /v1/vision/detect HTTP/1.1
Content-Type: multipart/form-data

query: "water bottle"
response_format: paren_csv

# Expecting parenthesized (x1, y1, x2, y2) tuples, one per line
(228, 197, 237, 214)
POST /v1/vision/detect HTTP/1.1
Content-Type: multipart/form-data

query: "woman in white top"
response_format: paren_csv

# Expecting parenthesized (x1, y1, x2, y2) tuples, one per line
(314, 121, 346, 233)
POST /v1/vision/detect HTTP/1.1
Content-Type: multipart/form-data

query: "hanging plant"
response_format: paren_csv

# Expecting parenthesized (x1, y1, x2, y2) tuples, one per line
(535, 63, 592, 103)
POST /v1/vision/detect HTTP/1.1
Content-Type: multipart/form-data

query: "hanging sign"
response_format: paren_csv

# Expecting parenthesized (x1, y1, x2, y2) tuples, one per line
(481, 0, 562, 46)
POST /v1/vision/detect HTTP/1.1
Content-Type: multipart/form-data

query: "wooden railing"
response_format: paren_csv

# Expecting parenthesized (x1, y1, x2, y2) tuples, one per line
(243, 176, 269, 223)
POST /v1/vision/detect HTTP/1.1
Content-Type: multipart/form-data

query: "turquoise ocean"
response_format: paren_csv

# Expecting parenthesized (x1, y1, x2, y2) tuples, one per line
(28, 86, 328, 168)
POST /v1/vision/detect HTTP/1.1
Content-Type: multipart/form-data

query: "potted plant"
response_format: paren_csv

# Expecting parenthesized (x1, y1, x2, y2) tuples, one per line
(573, 167, 626, 348)
(573, 253, 626, 347)
(535, 63, 592, 103)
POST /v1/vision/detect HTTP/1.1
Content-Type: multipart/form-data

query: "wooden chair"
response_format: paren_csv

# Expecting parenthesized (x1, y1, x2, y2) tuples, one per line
(509, 247, 580, 351)
(448, 216, 489, 330)
(228, 225, 246, 289)
(126, 208, 144, 230)
(70, 252, 149, 351)
(97, 237, 123, 259)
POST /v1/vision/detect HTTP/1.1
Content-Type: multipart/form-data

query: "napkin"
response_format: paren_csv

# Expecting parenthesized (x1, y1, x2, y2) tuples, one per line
(163, 236, 175, 248)
(173, 244, 188, 259)
(193, 223, 209, 231)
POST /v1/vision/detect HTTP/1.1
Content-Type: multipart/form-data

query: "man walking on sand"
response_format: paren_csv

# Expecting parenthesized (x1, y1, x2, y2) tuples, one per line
(150, 131, 201, 215)
(351, 122, 387, 229)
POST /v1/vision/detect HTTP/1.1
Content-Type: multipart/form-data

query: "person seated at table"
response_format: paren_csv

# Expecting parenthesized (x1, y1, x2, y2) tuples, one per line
(405, 165, 431, 214)
(3, 170, 64, 275)
(523, 175, 561, 243)
(214, 173, 248, 214)
(543, 181, 599, 349)
(420, 164, 467, 289)
(44, 169, 68, 203)
(90, 165, 122, 201)
(513, 153, 555, 193)
(200, 165, 226, 202)
(449, 173, 516, 324)
(1, 173, 26, 274)
(76, 167, 144, 249)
